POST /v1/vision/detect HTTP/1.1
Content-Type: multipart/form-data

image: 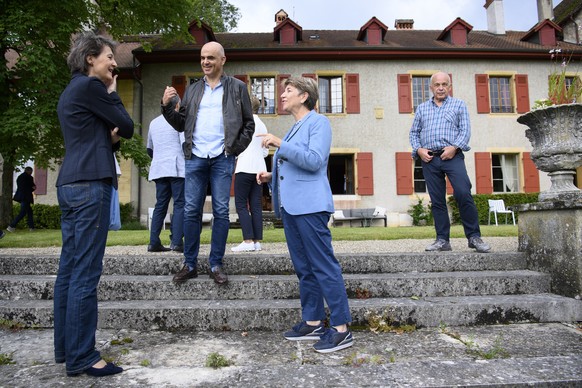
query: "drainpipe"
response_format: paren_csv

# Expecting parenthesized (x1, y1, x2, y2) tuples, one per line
(132, 56, 144, 223)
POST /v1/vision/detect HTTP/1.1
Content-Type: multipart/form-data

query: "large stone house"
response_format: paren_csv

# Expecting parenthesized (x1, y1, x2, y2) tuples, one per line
(33, 0, 582, 226)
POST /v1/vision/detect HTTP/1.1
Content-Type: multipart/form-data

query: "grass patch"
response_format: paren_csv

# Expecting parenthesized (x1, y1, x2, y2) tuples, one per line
(365, 309, 417, 334)
(0, 225, 518, 248)
(439, 324, 510, 360)
(0, 352, 16, 365)
(205, 352, 232, 368)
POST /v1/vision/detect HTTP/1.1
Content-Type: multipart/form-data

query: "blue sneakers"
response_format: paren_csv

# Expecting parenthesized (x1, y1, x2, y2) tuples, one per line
(284, 321, 325, 341)
(313, 327, 354, 353)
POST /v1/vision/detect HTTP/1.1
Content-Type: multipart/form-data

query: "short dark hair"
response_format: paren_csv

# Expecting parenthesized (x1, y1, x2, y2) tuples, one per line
(66, 31, 117, 75)
(283, 77, 319, 110)
(24, 167, 33, 173)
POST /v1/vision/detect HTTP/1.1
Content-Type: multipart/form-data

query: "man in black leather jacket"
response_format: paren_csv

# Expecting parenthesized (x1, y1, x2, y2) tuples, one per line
(162, 41, 254, 286)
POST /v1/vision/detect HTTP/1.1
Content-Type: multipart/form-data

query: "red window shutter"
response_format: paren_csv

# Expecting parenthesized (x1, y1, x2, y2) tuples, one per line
(233, 74, 249, 85)
(277, 74, 291, 115)
(172, 76, 186, 99)
(34, 166, 47, 195)
(301, 73, 317, 80)
(397, 74, 412, 114)
(515, 74, 530, 114)
(522, 152, 540, 193)
(475, 74, 490, 114)
(475, 152, 493, 194)
(346, 73, 360, 114)
(446, 178, 454, 195)
(395, 152, 413, 195)
(356, 152, 374, 195)
(448, 73, 454, 97)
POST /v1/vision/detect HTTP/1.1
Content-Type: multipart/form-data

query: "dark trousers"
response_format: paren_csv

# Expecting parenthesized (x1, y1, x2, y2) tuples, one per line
(234, 172, 263, 241)
(10, 200, 34, 229)
(149, 177, 185, 247)
(422, 152, 481, 241)
(281, 208, 352, 326)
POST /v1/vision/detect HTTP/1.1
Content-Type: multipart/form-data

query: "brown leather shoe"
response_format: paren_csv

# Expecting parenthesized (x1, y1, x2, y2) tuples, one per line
(209, 266, 228, 285)
(173, 265, 198, 283)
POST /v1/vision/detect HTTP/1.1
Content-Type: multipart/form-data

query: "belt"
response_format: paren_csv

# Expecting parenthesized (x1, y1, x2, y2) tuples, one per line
(428, 149, 445, 156)
(429, 148, 461, 156)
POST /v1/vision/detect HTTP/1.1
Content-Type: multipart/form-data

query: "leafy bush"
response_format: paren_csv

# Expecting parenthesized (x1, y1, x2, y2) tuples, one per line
(408, 196, 433, 226)
(447, 193, 539, 224)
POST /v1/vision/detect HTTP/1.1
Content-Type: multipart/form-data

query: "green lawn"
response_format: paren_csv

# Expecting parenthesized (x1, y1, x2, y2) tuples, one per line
(0, 225, 518, 248)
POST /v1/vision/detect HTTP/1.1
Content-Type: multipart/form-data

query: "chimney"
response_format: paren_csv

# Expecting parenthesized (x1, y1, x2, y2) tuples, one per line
(537, 0, 554, 21)
(484, 0, 505, 35)
(275, 9, 288, 26)
(394, 19, 414, 30)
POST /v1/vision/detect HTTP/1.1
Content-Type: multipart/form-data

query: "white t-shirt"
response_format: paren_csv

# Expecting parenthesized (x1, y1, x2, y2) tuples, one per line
(235, 114, 268, 174)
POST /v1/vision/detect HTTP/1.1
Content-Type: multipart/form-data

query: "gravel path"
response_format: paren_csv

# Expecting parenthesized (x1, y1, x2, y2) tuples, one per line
(0, 237, 518, 256)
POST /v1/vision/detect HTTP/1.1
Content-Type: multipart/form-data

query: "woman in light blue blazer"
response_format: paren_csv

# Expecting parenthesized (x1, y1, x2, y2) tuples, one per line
(257, 77, 353, 354)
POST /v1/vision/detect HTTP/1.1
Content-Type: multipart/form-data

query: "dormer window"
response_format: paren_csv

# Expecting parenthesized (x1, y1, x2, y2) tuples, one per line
(357, 17, 388, 46)
(437, 18, 473, 46)
(521, 19, 561, 47)
(187, 20, 216, 45)
(273, 18, 302, 45)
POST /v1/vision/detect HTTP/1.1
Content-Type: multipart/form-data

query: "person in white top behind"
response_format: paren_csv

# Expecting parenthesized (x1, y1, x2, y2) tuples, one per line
(232, 96, 269, 252)
(147, 96, 185, 253)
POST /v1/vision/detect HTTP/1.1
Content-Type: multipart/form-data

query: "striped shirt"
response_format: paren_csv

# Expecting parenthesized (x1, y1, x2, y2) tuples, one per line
(409, 96, 471, 158)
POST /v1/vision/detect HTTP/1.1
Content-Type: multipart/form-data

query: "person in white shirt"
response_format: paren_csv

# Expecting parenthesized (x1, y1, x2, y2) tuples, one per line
(231, 96, 269, 252)
(147, 96, 185, 252)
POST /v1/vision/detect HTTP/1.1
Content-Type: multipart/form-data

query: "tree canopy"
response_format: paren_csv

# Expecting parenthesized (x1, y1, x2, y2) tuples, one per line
(0, 0, 240, 225)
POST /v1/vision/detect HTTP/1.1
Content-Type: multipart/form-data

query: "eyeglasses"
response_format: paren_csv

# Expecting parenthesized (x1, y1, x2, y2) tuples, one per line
(432, 82, 450, 88)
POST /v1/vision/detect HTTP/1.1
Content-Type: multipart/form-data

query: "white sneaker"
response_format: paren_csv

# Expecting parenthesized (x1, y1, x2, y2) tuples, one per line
(231, 241, 256, 252)
(6, 226, 15, 233)
(254, 242, 262, 251)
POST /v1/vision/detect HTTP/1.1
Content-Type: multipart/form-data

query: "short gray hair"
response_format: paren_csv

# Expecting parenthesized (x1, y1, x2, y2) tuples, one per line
(67, 31, 117, 75)
(284, 77, 319, 110)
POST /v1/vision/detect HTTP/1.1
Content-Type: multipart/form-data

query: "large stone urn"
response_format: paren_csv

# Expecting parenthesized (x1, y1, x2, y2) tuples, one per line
(517, 103, 582, 201)
(516, 104, 582, 300)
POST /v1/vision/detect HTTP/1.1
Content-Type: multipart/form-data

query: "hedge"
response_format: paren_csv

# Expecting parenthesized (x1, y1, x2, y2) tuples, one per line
(447, 193, 539, 225)
(11, 202, 137, 230)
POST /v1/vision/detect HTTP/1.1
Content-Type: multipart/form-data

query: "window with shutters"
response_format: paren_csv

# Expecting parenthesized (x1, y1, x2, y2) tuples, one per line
(492, 154, 519, 193)
(489, 76, 513, 113)
(318, 76, 343, 113)
(476, 74, 529, 114)
(328, 154, 355, 195)
(412, 76, 431, 112)
(413, 158, 427, 193)
(250, 77, 276, 114)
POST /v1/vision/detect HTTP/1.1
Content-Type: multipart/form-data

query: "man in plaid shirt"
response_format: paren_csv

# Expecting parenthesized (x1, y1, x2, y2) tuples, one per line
(409, 71, 491, 253)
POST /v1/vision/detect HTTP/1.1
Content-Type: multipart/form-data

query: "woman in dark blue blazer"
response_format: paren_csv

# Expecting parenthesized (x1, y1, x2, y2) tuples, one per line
(53, 31, 133, 377)
(257, 77, 353, 354)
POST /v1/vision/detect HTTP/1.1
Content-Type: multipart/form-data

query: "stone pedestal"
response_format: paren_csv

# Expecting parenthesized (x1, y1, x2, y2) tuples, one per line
(516, 200, 582, 299)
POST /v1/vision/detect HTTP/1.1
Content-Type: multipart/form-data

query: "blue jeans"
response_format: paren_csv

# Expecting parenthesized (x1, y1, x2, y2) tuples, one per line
(54, 180, 111, 375)
(184, 154, 235, 269)
(281, 208, 352, 327)
(234, 172, 263, 241)
(150, 177, 185, 247)
(422, 152, 481, 241)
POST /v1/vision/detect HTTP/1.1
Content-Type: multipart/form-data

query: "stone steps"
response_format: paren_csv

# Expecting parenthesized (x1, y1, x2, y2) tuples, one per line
(0, 250, 580, 331)
(0, 270, 551, 300)
(0, 294, 579, 331)
(0, 251, 527, 275)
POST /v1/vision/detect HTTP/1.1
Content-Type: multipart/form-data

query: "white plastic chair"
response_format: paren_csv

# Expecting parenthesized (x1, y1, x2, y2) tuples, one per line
(148, 207, 171, 230)
(488, 199, 515, 226)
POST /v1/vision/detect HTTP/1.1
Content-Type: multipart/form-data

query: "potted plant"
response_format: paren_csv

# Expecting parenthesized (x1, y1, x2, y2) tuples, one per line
(517, 47, 582, 202)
